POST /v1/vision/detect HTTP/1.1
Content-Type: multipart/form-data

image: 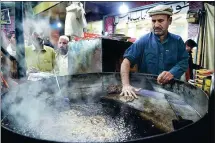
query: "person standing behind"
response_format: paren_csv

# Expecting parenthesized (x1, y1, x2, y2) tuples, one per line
(6, 31, 16, 57)
(120, 5, 189, 100)
(185, 39, 201, 80)
(25, 31, 56, 74)
(54, 35, 69, 76)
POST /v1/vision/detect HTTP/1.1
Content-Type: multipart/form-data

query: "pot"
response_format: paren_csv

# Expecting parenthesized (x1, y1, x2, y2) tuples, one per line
(1, 73, 210, 143)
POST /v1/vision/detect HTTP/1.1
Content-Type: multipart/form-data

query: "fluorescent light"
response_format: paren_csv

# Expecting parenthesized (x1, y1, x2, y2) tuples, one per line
(57, 22, 62, 28)
(119, 3, 128, 14)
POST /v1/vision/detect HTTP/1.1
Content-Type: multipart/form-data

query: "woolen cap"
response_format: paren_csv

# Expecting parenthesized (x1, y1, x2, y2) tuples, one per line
(148, 5, 173, 16)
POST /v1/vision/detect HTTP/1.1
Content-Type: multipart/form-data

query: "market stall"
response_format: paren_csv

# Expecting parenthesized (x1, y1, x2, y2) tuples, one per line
(1, 2, 214, 143)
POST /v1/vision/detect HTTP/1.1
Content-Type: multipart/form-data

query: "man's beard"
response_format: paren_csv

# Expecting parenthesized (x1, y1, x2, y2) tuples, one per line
(58, 47, 68, 55)
(153, 28, 165, 36)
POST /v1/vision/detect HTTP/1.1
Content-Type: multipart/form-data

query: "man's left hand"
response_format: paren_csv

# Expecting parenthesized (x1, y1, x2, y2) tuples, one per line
(157, 71, 174, 84)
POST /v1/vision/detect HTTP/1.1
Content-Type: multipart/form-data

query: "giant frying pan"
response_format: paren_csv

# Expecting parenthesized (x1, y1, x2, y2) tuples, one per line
(1, 73, 210, 143)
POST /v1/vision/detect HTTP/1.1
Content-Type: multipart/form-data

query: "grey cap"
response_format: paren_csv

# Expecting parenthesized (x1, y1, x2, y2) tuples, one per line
(148, 5, 173, 16)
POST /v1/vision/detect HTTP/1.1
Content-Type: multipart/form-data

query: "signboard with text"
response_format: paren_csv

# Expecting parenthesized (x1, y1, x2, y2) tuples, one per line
(115, 2, 189, 41)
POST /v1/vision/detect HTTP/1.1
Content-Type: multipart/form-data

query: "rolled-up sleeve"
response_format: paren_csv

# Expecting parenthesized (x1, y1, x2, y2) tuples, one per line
(123, 39, 144, 67)
(169, 38, 189, 79)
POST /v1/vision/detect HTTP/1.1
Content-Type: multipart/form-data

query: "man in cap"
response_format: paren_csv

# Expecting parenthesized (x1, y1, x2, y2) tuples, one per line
(120, 5, 189, 100)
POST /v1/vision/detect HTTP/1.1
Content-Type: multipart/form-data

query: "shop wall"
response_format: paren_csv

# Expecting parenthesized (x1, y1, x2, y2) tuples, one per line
(103, 1, 156, 35)
(86, 20, 103, 35)
(1, 14, 15, 48)
(1, 16, 15, 33)
(104, 1, 203, 40)
(188, 1, 203, 39)
(1, 2, 35, 46)
(187, 1, 203, 65)
(113, 2, 189, 41)
(104, 16, 115, 34)
(129, 1, 157, 9)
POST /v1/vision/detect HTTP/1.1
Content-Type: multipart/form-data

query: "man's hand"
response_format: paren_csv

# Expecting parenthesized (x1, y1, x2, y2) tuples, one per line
(157, 71, 174, 84)
(120, 85, 141, 102)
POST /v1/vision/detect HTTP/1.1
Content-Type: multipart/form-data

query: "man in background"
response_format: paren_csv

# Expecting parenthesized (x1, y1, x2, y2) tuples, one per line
(185, 39, 201, 80)
(25, 31, 56, 74)
(54, 35, 69, 76)
(6, 31, 16, 57)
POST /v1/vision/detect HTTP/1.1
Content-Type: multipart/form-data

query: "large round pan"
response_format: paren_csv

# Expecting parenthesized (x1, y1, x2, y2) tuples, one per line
(1, 73, 210, 143)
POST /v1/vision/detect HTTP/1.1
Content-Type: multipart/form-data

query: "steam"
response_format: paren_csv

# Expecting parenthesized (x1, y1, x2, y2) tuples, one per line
(1, 31, 9, 49)
(1, 3, 128, 142)
(1, 14, 53, 81)
(2, 78, 70, 138)
(68, 38, 102, 75)
(23, 17, 51, 39)
(1, 74, 134, 142)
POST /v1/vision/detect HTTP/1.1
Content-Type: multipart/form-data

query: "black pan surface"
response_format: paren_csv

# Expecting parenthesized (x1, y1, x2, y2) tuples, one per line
(1, 73, 209, 143)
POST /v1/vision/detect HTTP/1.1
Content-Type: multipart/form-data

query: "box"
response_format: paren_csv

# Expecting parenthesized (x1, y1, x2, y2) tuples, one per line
(196, 69, 213, 76)
(194, 83, 203, 89)
(195, 79, 203, 84)
(202, 76, 212, 96)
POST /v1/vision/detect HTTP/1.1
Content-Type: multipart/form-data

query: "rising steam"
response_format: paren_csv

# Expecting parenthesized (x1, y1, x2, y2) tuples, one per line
(1, 74, 134, 142)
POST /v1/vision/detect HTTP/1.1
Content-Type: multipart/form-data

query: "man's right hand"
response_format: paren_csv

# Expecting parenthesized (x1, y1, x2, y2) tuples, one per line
(120, 85, 141, 102)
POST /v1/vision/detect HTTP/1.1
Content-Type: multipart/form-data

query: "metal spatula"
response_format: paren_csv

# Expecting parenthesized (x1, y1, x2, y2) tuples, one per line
(164, 94, 194, 130)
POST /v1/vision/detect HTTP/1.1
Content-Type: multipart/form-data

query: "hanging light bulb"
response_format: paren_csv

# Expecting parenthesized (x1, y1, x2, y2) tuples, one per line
(119, 2, 128, 14)
(57, 22, 62, 28)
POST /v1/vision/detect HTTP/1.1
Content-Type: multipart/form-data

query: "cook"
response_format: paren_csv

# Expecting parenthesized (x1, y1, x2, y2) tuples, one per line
(120, 5, 189, 100)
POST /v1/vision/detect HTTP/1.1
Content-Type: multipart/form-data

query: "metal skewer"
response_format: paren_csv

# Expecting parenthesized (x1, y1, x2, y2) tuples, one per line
(53, 70, 62, 97)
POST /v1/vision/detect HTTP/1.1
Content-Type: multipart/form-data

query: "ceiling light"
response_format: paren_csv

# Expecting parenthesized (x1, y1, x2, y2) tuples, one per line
(119, 3, 128, 14)
(57, 22, 62, 28)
